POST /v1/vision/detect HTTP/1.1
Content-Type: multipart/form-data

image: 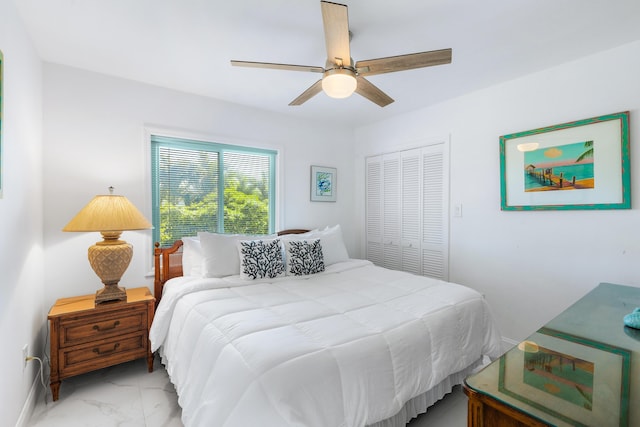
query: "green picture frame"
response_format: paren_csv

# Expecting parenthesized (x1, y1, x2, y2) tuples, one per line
(500, 112, 630, 211)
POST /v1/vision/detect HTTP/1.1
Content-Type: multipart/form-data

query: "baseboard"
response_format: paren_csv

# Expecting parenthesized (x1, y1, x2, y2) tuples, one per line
(15, 374, 42, 427)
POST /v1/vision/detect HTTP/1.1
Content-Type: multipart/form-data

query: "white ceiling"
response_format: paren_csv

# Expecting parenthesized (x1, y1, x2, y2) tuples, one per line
(13, 0, 640, 127)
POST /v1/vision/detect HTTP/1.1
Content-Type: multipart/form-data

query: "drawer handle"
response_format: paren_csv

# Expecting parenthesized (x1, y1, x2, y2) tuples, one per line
(93, 343, 120, 355)
(93, 320, 120, 332)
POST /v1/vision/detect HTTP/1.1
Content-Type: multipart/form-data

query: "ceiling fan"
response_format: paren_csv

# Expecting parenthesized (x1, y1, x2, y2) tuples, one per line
(231, 1, 452, 107)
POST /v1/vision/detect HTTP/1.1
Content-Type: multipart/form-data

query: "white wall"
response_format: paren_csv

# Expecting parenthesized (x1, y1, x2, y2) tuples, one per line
(42, 64, 356, 308)
(0, 0, 45, 425)
(354, 41, 640, 343)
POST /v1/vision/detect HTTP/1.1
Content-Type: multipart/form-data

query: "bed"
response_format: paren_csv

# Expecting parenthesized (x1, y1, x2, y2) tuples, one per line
(150, 226, 503, 427)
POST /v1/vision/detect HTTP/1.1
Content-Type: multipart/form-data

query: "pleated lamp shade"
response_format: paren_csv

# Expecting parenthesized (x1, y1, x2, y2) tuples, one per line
(63, 188, 152, 304)
(63, 194, 152, 233)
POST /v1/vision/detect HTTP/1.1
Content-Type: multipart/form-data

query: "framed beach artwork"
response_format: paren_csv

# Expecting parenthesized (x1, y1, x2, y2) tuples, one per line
(499, 328, 630, 426)
(500, 112, 630, 210)
(310, 165, 336, 202)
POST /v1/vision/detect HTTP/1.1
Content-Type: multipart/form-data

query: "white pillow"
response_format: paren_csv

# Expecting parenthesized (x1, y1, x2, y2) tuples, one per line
(198, 232, 278, 277)
(237, 239, 286, 280)
(198, 232, 243, 277)
(181, 236, 203, 277)
(308, 224, 349, 266)
(285, 239, 325, 276)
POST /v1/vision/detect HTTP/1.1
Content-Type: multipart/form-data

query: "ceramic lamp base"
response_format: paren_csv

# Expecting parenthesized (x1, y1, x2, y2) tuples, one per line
(88, 233, 133, 304)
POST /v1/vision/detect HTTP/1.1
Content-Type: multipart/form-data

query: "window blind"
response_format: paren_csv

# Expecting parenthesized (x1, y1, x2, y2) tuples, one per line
(151, 135, 276, 247)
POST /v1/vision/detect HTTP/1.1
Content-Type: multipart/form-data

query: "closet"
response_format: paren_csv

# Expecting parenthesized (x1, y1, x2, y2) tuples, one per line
(365, 141, 449, 280)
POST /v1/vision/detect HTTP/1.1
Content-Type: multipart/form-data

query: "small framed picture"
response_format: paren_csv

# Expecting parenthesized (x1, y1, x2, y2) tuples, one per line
(310, 166, 336, 202)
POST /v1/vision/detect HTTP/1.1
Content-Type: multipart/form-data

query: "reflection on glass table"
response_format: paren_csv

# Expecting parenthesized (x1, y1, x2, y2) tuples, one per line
(464, 283, 640, 427)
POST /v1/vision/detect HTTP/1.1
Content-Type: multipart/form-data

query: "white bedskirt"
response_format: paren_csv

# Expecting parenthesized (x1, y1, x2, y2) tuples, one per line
(368, 358, 482, 427)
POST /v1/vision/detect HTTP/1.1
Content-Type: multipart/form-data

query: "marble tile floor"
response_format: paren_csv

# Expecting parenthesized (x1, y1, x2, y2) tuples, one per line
(28, 356, 467, 427)
(28, 356, 182, 427)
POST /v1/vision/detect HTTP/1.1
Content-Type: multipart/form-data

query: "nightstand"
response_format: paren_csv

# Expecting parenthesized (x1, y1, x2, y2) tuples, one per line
(48, 287, 155, 401)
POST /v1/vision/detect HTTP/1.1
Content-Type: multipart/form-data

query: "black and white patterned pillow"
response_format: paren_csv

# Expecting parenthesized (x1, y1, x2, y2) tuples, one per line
(285, 239, 325, 276)
(238, 239, 285, 280)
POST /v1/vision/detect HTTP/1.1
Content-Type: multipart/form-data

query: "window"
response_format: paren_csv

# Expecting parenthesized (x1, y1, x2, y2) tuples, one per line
(151, 135, 276, 247)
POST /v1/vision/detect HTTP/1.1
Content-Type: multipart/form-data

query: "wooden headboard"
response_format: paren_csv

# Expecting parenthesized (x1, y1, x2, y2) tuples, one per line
(153, 229, 309, 306)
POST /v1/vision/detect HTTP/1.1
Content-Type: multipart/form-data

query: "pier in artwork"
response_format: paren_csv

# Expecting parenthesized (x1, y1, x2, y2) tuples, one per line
(525, 167, 594, 192)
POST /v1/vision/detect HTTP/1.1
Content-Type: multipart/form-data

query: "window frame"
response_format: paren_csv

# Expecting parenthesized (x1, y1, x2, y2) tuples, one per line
(150, 134, 278, 247)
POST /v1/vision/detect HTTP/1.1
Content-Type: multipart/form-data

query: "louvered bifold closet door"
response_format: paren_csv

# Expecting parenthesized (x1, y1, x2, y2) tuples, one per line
(365, 141, 449, 278)
(382, 153, 402, 270)
(365, 156, 383, 265)
(422, 144, 449, 280)
(401, 149, 422, 275)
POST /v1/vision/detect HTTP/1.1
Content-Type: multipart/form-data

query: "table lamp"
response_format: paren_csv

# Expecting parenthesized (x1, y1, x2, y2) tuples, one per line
(63, 187, 152, 304)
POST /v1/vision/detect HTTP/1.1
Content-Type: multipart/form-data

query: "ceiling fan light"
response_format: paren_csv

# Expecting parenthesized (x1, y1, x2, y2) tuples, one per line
(322, 68, 357, 99)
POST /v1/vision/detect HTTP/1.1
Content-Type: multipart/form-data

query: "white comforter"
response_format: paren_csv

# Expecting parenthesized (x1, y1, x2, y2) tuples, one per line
(150, 260, 502, 427)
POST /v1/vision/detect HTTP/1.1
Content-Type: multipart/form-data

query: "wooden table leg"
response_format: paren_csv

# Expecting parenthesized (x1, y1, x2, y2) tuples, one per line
(50, 381, 60, 402)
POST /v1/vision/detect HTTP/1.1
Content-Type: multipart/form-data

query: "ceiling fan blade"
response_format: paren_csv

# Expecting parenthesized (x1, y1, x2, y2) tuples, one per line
(355, 76, 394, 107)
(289, 79, 324, 106)
(320, 1, 351, 67)
(231, 60, 324, 73)
(356, 48, 452, 76)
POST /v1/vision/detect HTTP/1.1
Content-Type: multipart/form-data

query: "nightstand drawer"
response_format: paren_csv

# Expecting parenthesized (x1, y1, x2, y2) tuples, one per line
(59, 305, 147, 347)
(58, 332, 148, 377)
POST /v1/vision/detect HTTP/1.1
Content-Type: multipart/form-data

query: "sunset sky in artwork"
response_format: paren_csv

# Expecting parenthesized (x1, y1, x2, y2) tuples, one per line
(525, 141, 593, 169)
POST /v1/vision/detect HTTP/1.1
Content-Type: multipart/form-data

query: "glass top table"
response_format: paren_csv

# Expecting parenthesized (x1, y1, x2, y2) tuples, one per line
(464, 283, 640, 427)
